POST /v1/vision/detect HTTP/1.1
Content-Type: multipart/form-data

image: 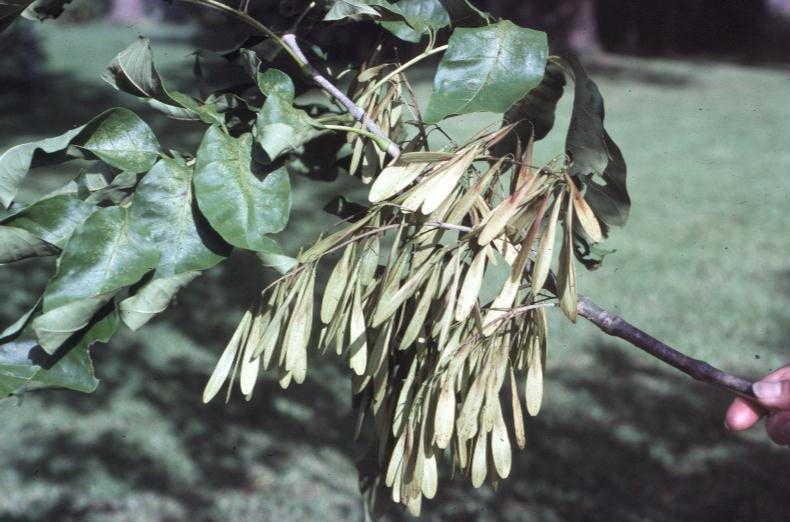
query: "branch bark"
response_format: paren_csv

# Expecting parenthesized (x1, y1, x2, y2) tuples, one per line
(576, 295, 756, 399)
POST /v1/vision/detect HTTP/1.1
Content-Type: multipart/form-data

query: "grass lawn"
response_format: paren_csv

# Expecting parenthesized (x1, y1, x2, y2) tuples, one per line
(1, 19, 789, 522)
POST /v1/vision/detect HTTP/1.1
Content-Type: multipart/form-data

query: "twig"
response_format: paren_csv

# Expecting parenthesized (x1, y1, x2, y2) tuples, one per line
(174, 0, 302, 65)
(576, 296, 756, 399)
(173, 1, 400, 158)
(360, 44, 448, 100)
(281, 33, 401, 159)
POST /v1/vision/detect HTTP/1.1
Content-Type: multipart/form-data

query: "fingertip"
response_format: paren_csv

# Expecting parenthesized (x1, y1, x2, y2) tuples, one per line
(753, 380, 790, 410)
(725, 398, 763, 431)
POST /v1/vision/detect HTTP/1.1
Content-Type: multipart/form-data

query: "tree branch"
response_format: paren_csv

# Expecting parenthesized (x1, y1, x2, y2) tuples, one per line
(576, 296, 756, 399)
(281, 33, 401, 159)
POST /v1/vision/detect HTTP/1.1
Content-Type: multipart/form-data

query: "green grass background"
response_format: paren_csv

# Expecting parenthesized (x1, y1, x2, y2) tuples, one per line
(1, 19, 789, 522)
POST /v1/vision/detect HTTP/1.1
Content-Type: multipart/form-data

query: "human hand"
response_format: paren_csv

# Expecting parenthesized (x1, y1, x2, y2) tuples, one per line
(725, 365, 790, 446)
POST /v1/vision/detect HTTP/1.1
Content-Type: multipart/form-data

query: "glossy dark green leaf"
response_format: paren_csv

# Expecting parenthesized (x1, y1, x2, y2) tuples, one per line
(130, 157, 229, 276)
(1, 194, 95, 248)
(424, 21, 548, 123)
(497, 59, 567, 153)
(564, 56, 630, 228)
(0, 305, 118, 398)
(80, 108, 160, 172)
(0, 298, 40, 343)
(194, 126, 291, 252)
(42, 206, 159, 311)
(32, 295, 113, 354)
(380, 0, 449, 42)
(0, 125, 85, 207)
(0, 341, 39, 396)
(31, 206, 157, 353)
(253, 69, 323, 160)
(0, 225, 58, 263)
(0, 108, 159, 207)
(103, 37, 223, 124)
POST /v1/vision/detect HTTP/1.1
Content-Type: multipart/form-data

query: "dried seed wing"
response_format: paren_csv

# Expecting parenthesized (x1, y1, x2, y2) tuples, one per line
(572, 190, 603, 243)
(478, 171, 538, 246)
(239, 316, 262, 397)
(525, 333, 544, 416)
(421, 451, 438, 499)
(471, 431, 488, 488)
(532, 193, 564, 296)
(438, 249, 462, 349)
(399, 264, 441, 350)
(434, 383, 457, 449)
(457, 371, 487, 441)
(446, 156, 503, 225)
(369, 162, 428, 203)
(455, 246, 488, 321)
(321, 243, 355, 324)
(371, 249, 440, 327)
(283, 266, 315, 384)
(509, 367, 526, 449)
(203, 310, 251, 403)
(421, 146, 478, 215)
(491, 401, 512, 479)
(348, 280, 368, 375)
(558, 195, 578, 321)
(298, 212, 376, 263)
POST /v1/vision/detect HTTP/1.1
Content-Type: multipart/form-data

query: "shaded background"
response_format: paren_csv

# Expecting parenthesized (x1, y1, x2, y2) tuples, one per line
(1, 1, 789, 520)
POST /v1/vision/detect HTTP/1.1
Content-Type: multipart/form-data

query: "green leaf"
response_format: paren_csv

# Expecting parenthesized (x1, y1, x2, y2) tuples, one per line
(130, 157, 229, 276)
(42, 206, 159, 311)
(194, 126, 291, 252)
(380, 0, 449, 42)
(32, 295, 112, 354)
(103, 37, 222, 124)
(0, 125, 85, 207)
(253, 69, 323, 161)
(437, 0, 491, 27)
(30, 206, 158, 353)
(0, 225, 58, 263)
(0, 305, 118, 398)
(80, 108, 160, 172)
(497, 59, 567, 150)
(0, 108, 159, 207)
(563, 57, 630, 229)
(0, 341, 39, 396)
(1, 194, 95, 248)
(119, 271, 200, 330)
(0, 298, 40, 343)
(324, 0, 401, 21)
(423, 21, 548, 123)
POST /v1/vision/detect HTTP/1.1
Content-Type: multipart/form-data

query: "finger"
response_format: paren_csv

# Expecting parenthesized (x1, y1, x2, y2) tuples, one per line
(752, 380, 790, 410)
(765, 411, 790, 446)
(725, 397, 765, 431)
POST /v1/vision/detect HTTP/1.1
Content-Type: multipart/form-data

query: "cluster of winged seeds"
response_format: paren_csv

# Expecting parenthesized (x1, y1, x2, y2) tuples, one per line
(203, 125, 605, 515)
